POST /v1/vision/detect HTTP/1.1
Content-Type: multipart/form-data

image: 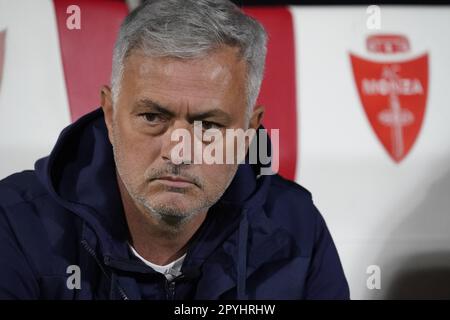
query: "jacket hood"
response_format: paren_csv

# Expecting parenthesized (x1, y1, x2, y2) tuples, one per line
(34, 108, 276, 299)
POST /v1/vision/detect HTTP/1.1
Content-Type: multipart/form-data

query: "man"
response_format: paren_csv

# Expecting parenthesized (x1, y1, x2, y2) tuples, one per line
(0, 0, 349, 299)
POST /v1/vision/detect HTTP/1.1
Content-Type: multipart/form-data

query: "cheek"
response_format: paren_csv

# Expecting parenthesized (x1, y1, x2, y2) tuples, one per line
(113, 119, 161, 177)
(199, 163, 237, 189)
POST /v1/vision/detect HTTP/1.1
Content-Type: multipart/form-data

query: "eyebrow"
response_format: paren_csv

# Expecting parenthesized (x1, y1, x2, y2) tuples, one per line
(133, 98, 175, 117)
(187, 109, 232, 124)
(133, 98, 232, 124)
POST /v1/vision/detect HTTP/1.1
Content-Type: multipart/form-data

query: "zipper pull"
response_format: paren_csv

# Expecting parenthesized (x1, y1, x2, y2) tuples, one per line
(165, 280, 176, 300)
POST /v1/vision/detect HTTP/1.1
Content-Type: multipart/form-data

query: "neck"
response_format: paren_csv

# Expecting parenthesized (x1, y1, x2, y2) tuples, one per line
(117, 175, 207, 265)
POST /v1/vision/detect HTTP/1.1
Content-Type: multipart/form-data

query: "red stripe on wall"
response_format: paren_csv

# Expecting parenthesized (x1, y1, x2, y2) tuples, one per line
(243, 7, 297, 180)
(53, 0, 128, 121)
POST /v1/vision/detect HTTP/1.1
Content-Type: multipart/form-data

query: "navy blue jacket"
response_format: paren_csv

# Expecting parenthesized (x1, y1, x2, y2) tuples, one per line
(0, 108, 349, 300)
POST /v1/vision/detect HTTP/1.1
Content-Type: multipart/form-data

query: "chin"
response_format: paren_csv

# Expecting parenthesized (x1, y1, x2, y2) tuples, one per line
(149, 194, 199, 214)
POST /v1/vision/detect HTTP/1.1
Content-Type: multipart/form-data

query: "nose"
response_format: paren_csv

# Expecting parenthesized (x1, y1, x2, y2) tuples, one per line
(160, 120, 195, 165)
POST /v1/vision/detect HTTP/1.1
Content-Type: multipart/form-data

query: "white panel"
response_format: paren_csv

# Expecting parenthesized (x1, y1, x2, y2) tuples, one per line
(291, 6, 450, 299)
(0, 0, 71, 179)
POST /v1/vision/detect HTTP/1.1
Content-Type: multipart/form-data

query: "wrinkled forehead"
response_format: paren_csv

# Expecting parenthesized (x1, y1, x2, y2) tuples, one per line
(119, 46, 248, 113)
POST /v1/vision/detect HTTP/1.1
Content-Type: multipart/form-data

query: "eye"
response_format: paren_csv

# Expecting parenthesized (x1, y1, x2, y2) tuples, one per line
(139, 113, 165, 124)
(202, 121, 223, 130)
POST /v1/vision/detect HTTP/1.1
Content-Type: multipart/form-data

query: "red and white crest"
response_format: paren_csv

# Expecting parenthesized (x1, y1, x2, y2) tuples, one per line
(350, 34, 428, 163)
(0, 29, 6, 91)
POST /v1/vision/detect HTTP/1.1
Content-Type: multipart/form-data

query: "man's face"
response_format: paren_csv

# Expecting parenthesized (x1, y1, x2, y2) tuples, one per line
(102, 46, 261, 225)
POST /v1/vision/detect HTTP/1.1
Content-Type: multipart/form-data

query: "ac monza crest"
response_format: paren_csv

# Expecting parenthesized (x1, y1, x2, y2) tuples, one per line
(0, 29, 5, 91)
(350, 34, 428, 163)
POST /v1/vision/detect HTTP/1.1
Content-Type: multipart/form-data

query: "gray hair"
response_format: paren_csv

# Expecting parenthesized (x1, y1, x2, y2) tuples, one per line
(111, 0, 268, 118)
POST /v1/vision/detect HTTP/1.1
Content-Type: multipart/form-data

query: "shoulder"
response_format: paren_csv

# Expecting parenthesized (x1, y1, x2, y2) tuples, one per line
(265, 173, 317, 220)
(0, 170, 79, 267)
(260, 175, 349, 299)
(0, 170, 49, 207)
(269, 174, 313, 201)
(0, 169, 79, 235)
(0, 171, 79, 298)
(263, 174, 324, 254)
(0, 170, 58, 229)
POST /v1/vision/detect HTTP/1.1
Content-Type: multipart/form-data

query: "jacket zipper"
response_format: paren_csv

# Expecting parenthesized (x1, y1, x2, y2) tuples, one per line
(81, 240, 129, 300)
(165, 279, 176, 300)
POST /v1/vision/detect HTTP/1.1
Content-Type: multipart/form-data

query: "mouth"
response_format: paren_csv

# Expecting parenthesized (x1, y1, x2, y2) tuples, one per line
(153, 175, 197, 188)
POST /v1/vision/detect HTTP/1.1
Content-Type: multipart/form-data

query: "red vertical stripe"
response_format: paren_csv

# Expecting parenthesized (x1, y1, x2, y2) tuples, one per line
(243, 7, 297, 180)
(54, 0, 128, 121)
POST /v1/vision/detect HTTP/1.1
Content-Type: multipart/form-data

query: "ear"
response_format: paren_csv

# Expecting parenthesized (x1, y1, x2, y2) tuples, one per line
(100, 85, 115, 144)
(249, 105, 264, 130)
(244, 105, 264, 155)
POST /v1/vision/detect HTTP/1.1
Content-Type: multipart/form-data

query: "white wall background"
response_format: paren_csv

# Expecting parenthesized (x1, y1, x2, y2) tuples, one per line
(292, 6, 450, 299)
(0, 0, 71, 179)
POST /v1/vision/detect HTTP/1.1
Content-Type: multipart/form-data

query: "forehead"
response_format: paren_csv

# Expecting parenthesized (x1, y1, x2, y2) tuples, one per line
(120, 46, 247, 110)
